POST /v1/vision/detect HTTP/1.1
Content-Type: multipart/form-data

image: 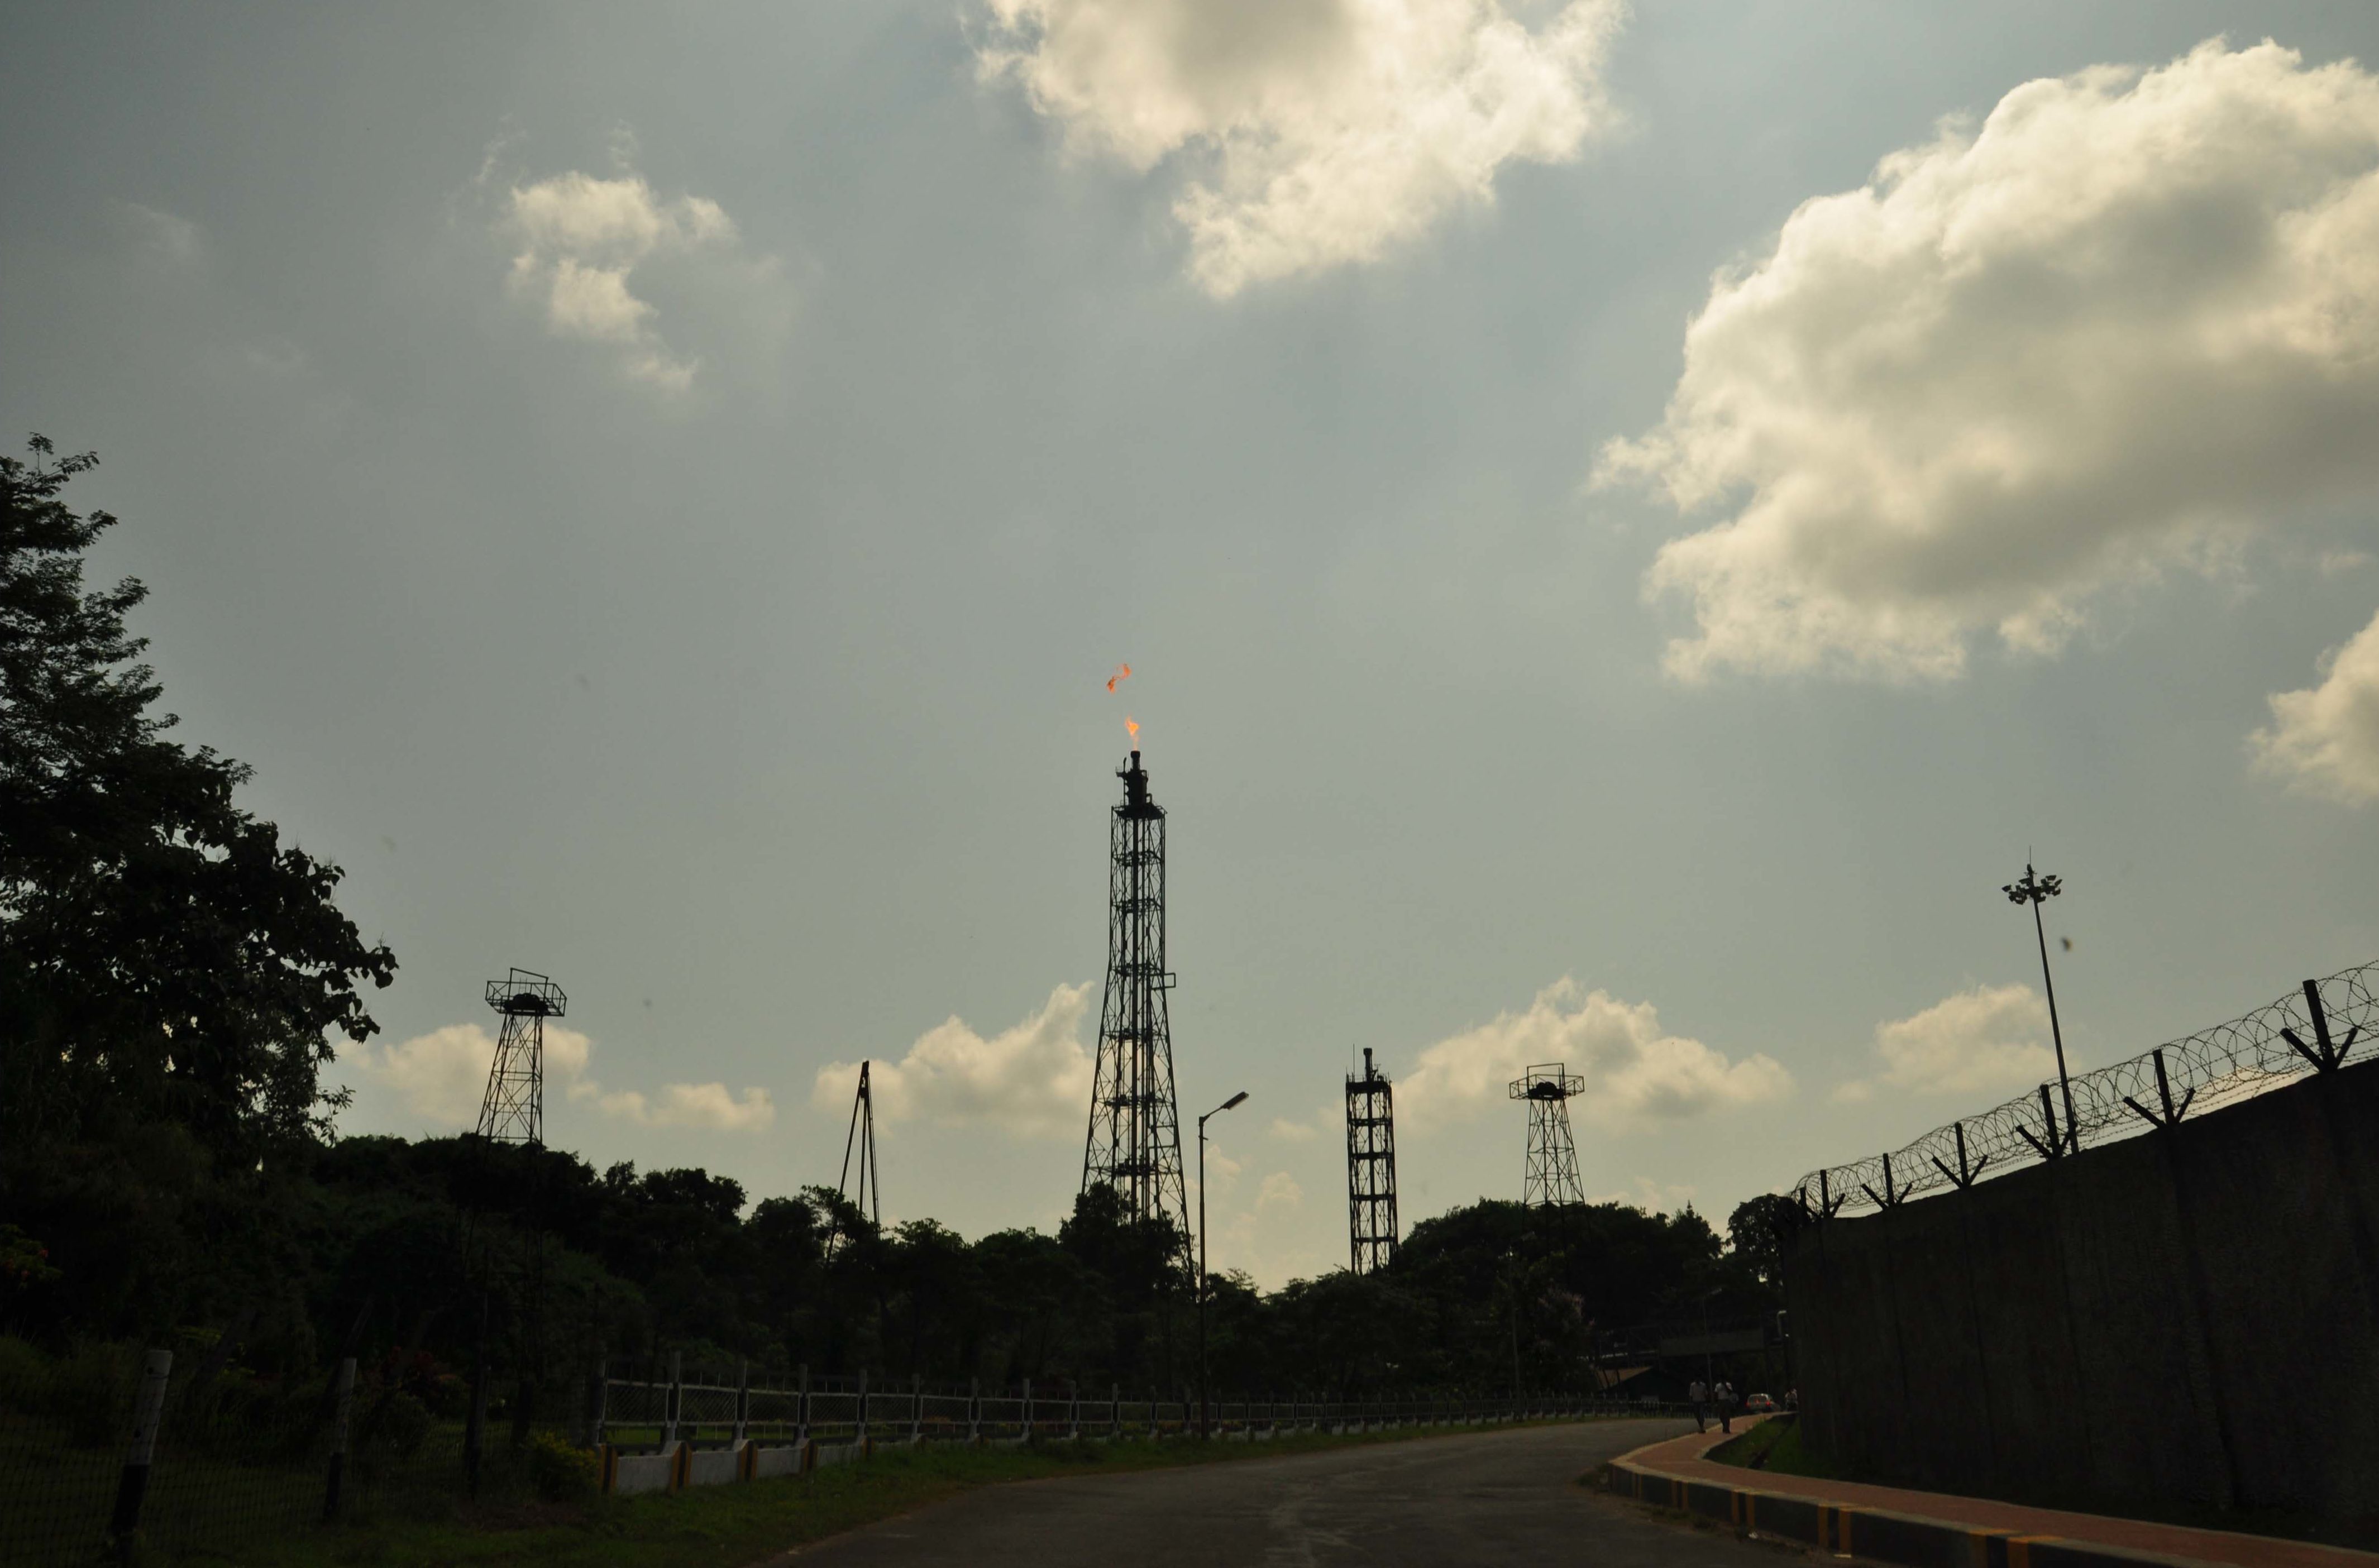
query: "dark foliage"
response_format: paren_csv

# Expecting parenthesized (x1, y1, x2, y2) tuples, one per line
(0, 434, 1776, 1409)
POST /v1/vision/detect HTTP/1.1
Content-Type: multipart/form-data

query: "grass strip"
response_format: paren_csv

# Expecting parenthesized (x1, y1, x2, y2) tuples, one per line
(247, 1420, 1630, 1568)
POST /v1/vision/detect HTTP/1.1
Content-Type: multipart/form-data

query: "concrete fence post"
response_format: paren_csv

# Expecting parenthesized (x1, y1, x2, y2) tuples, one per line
(734, 1360, 749, 1447)
(589, 1358, 609, 1447)
(968, 1376, 981, 1443)
(1111, 1382, 1122, 1440)
(1023, 1378, 1034, 1442)
(857, 1368, 870, 1450)
(1068, 1380, 1080, 1441)
(911, 1374, 924, 1445)
(322, 1356, 357, 1523)
(662, 1351, 681, 1451)
(108, 1347, 173, 1560)
(796, 1364, 810, 1450)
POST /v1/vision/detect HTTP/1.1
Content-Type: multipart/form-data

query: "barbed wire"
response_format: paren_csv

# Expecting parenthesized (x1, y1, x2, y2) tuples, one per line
(1789, 960, 2377, 1218)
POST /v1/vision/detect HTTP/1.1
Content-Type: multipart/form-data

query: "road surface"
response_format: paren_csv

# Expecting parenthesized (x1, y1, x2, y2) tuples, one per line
(773, 1419, 1765, 1566)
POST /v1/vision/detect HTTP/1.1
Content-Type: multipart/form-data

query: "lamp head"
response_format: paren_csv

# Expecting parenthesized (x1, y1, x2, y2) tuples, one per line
(1222, 1091, 1249, 1111)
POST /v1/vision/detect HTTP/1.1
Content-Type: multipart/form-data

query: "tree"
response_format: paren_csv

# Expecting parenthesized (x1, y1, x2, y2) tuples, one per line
(0, 435, 396, 1164)
(1725, 1193, 1807, 1290)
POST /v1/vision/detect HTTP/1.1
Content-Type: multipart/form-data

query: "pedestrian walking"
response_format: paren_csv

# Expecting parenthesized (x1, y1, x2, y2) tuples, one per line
(1716, 1379, 1734, 1435)
(1688, 1378, 1707, 1433)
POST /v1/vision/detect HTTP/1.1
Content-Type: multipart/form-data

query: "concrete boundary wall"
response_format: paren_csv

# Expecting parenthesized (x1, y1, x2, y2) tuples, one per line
(1788, 1059, 2379, 1520)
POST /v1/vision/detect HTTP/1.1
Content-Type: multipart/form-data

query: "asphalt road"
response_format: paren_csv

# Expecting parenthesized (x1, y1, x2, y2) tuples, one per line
(776, 1420, 1764, 1566)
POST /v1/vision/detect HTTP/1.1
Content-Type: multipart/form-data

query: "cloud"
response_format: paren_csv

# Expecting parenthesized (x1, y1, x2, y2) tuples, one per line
(1267, 1102, 1338, 1142)
(111, 202, 203, 268)
(1600, 40, 2379, 681)
(497, 164, 776, 390)
(1588, 1175, 1697, 1215)
(1834, 983, 2057, 1103)
(2253, 605, 2379, 803)
(351, 1022, 591, 1127)
(1255, 1170, 1303, 1213)
(353, 1021, 771, 1134)
(591, 1083, 776, 1131)
(980, 0, 1623, 295)
(1399, 979, 1789, 1132)
(813, 983, 1096, 1140)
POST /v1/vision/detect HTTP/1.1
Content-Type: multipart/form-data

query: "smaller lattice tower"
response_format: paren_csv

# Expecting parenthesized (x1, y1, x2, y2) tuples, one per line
(1345, 1048, 1399, 1275)
(477, 969, 566, 1146)
(1508, 1062, 1585, 1208)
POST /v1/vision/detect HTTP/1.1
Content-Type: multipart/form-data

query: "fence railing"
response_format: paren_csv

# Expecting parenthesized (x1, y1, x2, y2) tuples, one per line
(3, 1338, 1674, 1564)
(589, 1360, 1640, 1454)
(1789, 960, 2378, 1220)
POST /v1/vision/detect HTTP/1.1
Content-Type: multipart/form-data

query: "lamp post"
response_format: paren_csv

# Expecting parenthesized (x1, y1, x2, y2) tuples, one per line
(1197, 1090, 1248, 1440)
(2003, 862, 2077, 1154)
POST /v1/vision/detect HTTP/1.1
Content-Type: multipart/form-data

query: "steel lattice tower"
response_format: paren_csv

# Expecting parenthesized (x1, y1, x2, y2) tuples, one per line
(1509, 1062, 1585, 1208)
(1082, 749, 1190, 1246)
(1345, 1048, 1399, 1275)
(477, 969, 566, 1145)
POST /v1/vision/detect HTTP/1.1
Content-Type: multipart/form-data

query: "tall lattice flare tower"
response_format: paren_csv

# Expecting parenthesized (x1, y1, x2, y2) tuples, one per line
(1082, 749, 1190, 1246)
(1345, 1048, 1399, 1275)
(1509, 1062, 1584, 1208)
(477, 969, 566, 1146)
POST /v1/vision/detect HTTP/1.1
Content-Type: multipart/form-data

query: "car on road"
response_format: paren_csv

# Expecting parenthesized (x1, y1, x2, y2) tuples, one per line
(1744, 1392, 1778, 1413)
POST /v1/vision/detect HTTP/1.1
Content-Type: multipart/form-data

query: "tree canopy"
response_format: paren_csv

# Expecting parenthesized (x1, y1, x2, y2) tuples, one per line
(1, 436, 396, 1164)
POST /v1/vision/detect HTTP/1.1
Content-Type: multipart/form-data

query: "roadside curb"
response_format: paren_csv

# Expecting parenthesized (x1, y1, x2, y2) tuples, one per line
(1602, 1448, 2247, 1568)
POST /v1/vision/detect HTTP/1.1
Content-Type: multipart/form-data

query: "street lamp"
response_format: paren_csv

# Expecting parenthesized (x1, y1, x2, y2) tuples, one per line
(1197, 1090, 1249, 1440)
(2003, 862, 2077, 1154)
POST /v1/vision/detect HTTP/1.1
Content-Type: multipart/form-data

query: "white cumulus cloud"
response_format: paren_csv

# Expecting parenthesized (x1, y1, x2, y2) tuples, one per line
(350, 1022, 591, 1127)
(2252, 605, 2379, 803)
(498, 164, 775, 390)
(1399, 979, 1790, 1132)
(980, 0, 1624, 295)
(813, 983, 1096, 1140)
(591, 1082, 776, 1131)
(1601, 40, 2379, 681)
(1834, 983, 2058, 1103)
(353, 1021, 772, 1134)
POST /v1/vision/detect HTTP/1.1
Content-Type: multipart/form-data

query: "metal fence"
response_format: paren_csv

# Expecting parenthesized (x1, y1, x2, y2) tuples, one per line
(1789, 960, 2378, 1219)
(3, 1337, 1669, 1564)
(0, 1342, 537, 1568)
(590, 1360, 1635, 1454)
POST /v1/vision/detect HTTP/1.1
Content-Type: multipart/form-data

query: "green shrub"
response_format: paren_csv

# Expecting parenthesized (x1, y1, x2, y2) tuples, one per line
(376, 1390, 432, 1459)
(51, 1341, 129, 1447)
(0, 1335, 47, 1412)
(525, 1428, 597, 1500)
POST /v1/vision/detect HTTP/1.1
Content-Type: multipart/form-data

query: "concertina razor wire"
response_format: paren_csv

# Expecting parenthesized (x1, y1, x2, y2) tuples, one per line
(1788, 959, 2377, 1219)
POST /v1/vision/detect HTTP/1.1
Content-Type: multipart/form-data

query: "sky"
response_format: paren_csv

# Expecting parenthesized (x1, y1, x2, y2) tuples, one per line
(8, 1, 2379, 1287)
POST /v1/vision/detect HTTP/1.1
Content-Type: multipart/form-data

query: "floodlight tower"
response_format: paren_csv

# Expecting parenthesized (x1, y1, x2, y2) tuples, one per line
(478, 969, 566, 1146)
(1082, 749, 1191, 1251)
(1509, 1063, 1585, 1208)
(1346, 1049, 1399, 1275)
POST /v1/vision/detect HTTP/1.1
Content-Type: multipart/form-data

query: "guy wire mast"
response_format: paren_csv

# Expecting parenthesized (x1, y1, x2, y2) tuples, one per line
(1345, 1048, 1399, 1275)
(825, 1060, 881, 1261)
(1509, 1062, 1585, 1208)
(478, 969, 566, 1146)
(1082, 748, 1191, 1253)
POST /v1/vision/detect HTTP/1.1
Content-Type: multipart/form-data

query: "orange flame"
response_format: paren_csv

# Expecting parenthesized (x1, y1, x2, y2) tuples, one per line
(1106, 662, 1132, 693)
(1125, 716, 1140, 747)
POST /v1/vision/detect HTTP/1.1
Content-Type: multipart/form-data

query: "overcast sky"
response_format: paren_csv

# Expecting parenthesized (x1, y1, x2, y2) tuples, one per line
(8, 1, 2379, 1286)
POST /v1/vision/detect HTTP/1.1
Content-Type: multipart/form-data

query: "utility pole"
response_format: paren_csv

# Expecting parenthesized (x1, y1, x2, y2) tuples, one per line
(2003, 863, 2077, 1153)
(1197, 1091, 1248, 1440)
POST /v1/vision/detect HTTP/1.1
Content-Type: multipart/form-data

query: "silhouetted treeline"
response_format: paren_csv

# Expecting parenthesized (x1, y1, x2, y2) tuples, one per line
(0, 436, 1781, 1411)
(6, 1121, 1776, 1402)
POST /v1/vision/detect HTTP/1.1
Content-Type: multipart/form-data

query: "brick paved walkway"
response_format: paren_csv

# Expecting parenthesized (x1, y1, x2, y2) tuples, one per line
(1616, 1423, 2376, 1567)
